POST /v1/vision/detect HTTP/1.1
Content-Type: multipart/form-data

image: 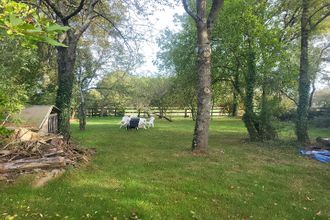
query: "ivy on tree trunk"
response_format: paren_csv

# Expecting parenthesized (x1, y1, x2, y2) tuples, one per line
(259, 84, 277, 141)
(55, 31, 78, 139)
(42, 0, 102, 139)
(296, 0, 310, 143)
(231, 72, 240, 117)
(242, 47, 260, 141)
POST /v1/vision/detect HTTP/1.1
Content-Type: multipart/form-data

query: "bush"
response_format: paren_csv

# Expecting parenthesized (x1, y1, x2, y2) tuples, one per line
(277, 109, 296, 122)
(0, 126, 13, 146)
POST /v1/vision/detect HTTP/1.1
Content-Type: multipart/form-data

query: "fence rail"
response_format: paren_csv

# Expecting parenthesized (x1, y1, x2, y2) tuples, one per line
(85, 107, 230, 118)
(84, 106, 330, 119)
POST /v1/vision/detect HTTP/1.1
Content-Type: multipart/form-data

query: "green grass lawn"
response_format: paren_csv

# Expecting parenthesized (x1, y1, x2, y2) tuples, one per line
(0, 117, 329, 219)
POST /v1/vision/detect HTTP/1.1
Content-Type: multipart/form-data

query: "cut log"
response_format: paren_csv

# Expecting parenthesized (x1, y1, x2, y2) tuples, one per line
(0, 157, 66, 173)
(316, 137, 330, 147)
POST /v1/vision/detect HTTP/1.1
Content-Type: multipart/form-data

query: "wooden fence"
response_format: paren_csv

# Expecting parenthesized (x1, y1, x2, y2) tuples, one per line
(85, 107, 229, 118)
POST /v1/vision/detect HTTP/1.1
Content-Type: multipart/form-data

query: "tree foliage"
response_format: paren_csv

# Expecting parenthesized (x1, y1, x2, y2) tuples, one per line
(0, 0, 69, 47)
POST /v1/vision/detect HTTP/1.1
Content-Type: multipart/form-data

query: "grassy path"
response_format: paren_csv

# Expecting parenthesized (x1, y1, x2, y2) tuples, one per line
(0, 118, 329, 219)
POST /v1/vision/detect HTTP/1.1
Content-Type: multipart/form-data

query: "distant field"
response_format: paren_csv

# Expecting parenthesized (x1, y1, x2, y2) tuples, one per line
(0, 117, 329, 219)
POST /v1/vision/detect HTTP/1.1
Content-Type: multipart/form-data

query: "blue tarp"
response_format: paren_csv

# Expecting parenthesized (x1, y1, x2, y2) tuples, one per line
(300, 149, 330, 163)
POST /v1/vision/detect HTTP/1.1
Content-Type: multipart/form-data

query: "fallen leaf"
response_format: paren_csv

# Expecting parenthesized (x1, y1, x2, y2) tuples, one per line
(305, 196, 314, 201)
(5, 215, 16, 220)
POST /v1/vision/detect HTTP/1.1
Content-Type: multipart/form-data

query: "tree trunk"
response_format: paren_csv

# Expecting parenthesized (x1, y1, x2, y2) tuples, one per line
(296, 0, 310, 144)
(158, 107, 164, 118)
(79, 89, 86, 131)
(309, 79, 316, 108)
(231, 72, 240, 117)
(231, 89, 238, 117)
(70, 108, 76, 120)
(184, 109, 188, 118)
(191, 21, 212, 153)
(182, 0, 224, 152)
(55, 32, 78, 140)
(242, 48, 260, 141)
(211, 98, 215, 120)
(259, 84, 277, 141)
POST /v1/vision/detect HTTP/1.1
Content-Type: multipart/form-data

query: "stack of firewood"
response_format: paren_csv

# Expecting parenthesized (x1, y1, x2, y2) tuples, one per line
(0, 131, 95, 181)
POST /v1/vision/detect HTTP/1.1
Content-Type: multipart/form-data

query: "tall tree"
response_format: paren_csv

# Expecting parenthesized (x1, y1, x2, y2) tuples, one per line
(0, 1, 68, 120)
(182, 0, 224, 153)
(296, 0, 329, 143)
(157, 23, 198, 120)
(39, 0, 126, 139)
(213, 0, 282, 141)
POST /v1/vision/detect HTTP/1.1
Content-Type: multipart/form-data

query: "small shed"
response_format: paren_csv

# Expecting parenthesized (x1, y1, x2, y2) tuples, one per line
(14, 105, 60, 135)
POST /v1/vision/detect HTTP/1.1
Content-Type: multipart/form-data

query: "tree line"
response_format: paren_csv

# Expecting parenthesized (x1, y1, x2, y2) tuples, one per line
(157, 0, 329, 152)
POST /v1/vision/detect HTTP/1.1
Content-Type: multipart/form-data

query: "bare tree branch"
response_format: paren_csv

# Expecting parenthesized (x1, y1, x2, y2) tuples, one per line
(311, 10, 330, 30)
(42, 0, 65, 21)
(280, 89, 298, 106)
(309, 3, 330, 21)
(207, 0, 224, 29)
(284, 6, 301, 28)
(74, 14, 98, 39)
(182, 0, 200, 23)
(93, 10, 132, 52)
(73, 0, 102, 39)
(213, 64, 236, 72)
(63, 0, 85, 22)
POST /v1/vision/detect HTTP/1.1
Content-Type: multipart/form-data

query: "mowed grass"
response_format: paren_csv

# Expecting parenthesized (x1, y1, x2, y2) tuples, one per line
(0, 117, 329, 219)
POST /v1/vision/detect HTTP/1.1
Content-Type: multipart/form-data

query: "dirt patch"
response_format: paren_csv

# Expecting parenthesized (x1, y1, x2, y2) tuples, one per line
(32, 169, 65, 188)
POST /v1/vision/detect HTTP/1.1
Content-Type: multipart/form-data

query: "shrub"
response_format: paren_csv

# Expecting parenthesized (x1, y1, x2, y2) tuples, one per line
(0, 126, 13, 146)
(277, 109, 296, 122)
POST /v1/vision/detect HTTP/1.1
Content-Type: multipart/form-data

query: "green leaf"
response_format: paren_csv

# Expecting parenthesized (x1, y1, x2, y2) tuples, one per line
(9, 14, 24, 26)
(44, 37, 67, 47)
(25, 27, 42, 33)
(46, 24, 70, 32)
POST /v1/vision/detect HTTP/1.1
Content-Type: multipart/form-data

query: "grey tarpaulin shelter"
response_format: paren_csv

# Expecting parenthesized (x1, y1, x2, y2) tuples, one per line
(14, 105, 60, 135)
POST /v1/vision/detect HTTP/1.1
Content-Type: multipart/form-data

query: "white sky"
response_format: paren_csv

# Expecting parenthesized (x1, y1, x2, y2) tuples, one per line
(134, 5, 185, 76)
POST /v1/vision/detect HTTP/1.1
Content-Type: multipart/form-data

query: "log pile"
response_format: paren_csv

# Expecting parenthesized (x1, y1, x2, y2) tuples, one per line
(0, 132, 95, 182)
